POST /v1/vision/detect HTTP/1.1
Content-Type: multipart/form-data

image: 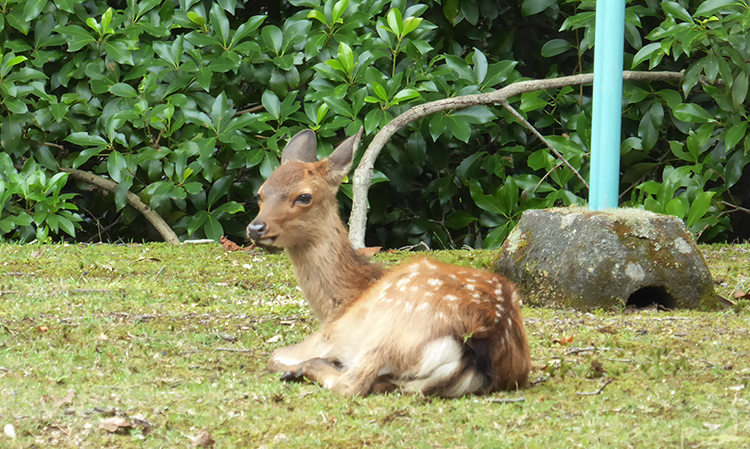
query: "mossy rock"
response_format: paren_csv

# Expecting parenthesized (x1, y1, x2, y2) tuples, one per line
(494, 207, 720, 310)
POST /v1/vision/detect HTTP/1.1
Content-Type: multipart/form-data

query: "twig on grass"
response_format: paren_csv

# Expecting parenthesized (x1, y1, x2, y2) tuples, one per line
(215, 348, 253, 353)
(487, 397, 526, 404)
(566, 346, 610, 355)
(576, 378, 613, 396)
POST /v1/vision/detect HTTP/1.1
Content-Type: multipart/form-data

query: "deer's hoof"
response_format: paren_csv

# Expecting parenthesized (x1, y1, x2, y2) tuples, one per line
(280, 368, 305, 382)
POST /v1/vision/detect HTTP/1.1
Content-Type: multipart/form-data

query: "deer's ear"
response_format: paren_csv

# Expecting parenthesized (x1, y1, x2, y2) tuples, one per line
(281, 129, 318, 164)
(326, 127, 363, 185)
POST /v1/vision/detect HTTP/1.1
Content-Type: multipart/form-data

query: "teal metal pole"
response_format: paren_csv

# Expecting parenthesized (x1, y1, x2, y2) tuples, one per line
(589, 0, 626, 210)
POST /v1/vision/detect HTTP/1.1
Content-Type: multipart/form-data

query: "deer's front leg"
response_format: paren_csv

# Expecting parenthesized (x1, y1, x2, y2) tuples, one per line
(267, 331, 333, 374)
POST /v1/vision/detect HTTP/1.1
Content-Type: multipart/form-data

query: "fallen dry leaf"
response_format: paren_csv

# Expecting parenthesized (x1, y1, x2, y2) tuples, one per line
(54, 391, 75, 407)
(220, 236, 254, 252)
(732, 289, 749, 299)
(266, 335, 281, 343)
(552, 335, 574, 346)
(99, 417, 133, 433)
(35, 325, 49, 332)
(190, 430, 215, 448)
(356, 246, 382, 258)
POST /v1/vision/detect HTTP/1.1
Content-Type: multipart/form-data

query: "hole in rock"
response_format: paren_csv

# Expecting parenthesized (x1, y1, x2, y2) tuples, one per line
(626, 286, 676, 309)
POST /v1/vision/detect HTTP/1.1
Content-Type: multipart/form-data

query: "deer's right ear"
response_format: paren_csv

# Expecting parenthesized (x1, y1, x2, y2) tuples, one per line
(281, 129, 318, 164)
(326, 127, 363, 185)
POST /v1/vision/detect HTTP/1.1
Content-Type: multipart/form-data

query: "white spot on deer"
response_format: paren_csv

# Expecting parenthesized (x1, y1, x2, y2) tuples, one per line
(427, 278, 443, 287)
(438, 312, 446, 320)
(271, 356, 302, 367)
(323, 378, 335, 389)
(511, 291, 522, 306)
(506, 317, 512, 328)
(443, 367, 486, 398)
(457, 271, 468, 275)
(444, 294, 459, 302)
(416, 337, 461, 379)
(405, 301, 414, 313)
(505, 328, 510, 341)
(470, 299, 481, 304)
(494, 316, 500, 323)
(471, 291, 482, 299)
(467, 284, 476, 291)
(416, 302, 430, 312)
(448, 274, 458, 280)
(423, 260, 438, 270)
(494, 285, 503, 297)
(471, 272, 481, 278)
(496, 303, 505, 312)
(397, 278, 410, 288)
(425, 291, 435, 297)
(398, 286, 407, 292)
(410, 285, 420, 292)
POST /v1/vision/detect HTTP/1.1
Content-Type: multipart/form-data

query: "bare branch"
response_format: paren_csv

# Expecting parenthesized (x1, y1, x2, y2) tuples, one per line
(62, 168, 180, 244)
(348, 70, 685, 249)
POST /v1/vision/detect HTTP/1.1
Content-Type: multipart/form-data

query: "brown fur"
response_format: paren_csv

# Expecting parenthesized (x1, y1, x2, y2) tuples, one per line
(248, 129, 531, 397)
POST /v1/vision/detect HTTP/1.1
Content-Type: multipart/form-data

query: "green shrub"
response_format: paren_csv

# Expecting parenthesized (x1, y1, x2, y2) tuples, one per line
(0, 0, 748, 246)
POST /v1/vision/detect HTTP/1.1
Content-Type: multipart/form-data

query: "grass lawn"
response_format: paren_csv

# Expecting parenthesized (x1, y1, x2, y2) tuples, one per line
(0, 242, 749, 448)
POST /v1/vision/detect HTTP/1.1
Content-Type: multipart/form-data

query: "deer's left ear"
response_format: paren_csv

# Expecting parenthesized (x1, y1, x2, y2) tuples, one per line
(281, 129, 318, 164)
(325, 127, 363, 185)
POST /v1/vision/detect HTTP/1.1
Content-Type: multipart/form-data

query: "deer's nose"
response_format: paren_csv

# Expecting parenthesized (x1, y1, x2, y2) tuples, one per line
(247, 221, 267, 241)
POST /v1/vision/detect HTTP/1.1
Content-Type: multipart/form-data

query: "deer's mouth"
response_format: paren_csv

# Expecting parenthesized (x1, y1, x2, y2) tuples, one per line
(256, 237, 277, 246)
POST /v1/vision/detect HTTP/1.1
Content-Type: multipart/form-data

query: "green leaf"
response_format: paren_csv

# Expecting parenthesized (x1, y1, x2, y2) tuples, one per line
(371, 82, 388, 102)
(210, 3, 230, 46)
(725, 122, 748, 150)
(386, 8, 403, 36)
(541, 39, 574, 58)
(724, 150, 750, 188)
(687, 191, 714, 229)
(1, 116, 22, 152)
(445, 210, 477, 229)
(58, 25, 96, 52)
(673, 103, 714, 123)
(188, 210, 208, 235)
(632, 43, 662, 68)
(732, 72, 748, 108)
(695, 0, 740, 18)
(108, 151, 128, 183)
(208, 175, 233, 209)
(204, 215, 223, 241)
(332, 0, 349, 23)
(261, 25, 283, 54)
(261, 90, 281, 120)
(662, 2, 694, 22)
(104, 40, 135, 65)
(232, 16, 266, 45)
(469, 182, 504, 215)
(65, 132, 108, 147)
(24, 0, 48, 23)
(665, 198, 686, 219)
(521, 0, 557, 16)
(109, 83, 138, 98)
(114, 177, 133, 211)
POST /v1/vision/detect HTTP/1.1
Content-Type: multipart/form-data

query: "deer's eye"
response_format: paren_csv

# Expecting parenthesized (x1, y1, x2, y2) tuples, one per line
(295, 193, 312, 205)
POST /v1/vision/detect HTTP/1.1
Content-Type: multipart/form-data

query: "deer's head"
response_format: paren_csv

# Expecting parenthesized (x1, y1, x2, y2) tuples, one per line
(247, 129, 361, 249)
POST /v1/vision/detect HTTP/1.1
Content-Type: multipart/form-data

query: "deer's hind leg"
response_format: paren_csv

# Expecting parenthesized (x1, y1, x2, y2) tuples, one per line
(286, 350, 396, 396)
(267, 331, 334, 374)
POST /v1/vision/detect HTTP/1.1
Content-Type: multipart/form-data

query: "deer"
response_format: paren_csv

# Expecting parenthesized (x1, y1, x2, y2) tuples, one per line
(246, 128, 531, 397)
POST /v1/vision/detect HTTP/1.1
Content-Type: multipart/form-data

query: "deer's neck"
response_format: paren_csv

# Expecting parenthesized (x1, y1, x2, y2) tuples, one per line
(286, 219, 383, 324)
